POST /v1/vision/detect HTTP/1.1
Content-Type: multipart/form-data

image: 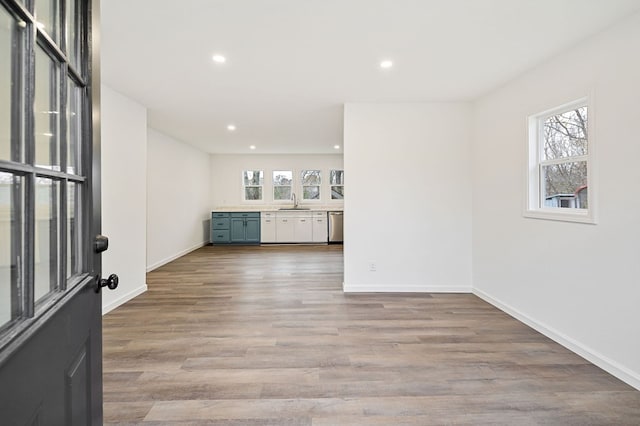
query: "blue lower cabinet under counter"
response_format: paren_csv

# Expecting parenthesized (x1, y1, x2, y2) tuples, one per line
(211, 212, 260, 245)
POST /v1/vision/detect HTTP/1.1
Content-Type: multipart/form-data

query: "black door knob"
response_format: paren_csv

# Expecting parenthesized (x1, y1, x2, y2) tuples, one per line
(95, 273, 119, 293)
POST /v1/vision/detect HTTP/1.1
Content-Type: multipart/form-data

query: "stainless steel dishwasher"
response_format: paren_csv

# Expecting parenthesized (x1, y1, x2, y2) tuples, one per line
(328, 211, 343, 243)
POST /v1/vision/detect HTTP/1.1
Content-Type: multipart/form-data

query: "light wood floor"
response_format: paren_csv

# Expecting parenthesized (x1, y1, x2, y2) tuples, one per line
(103, 245, 640, 425)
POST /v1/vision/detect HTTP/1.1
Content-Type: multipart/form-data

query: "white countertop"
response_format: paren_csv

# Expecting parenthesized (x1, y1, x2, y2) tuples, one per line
(212, 205, 343, 212)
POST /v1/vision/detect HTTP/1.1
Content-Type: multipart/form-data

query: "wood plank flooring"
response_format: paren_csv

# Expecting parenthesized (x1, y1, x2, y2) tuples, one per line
(103, 245, 640, 425)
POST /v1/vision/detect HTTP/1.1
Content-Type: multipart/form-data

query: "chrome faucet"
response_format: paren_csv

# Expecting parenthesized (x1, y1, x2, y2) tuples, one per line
(292, 192, 298, 208)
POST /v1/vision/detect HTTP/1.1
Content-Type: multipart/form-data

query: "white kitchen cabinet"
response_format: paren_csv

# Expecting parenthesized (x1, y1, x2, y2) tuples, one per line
(312, 212, 328, 243)
(276, 215, 295, 242)
(261, 212, 277, 243)
(294, 216, 313, 242)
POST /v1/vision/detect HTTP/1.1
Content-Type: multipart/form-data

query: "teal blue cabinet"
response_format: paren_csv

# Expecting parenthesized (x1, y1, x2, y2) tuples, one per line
(211, 212, 260, 244)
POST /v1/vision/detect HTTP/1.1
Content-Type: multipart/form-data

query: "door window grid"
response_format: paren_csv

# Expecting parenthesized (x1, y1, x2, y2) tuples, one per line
(0, 0, 90, 339)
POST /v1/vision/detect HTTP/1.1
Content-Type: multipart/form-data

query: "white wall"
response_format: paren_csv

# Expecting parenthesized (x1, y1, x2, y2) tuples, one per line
(101, 85, 148, 314)
(147, 129, 211, 271)
(210, 154, 344, 207)
(343, 103, 473, 292)
(472, 13, 640, 389)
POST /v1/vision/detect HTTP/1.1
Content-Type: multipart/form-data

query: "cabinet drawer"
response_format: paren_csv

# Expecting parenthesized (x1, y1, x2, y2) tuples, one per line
(212, 212, 229, 218)
(231, 212, 260, 218)
(312, 211, 327, 217)
(212, 218, 230, 229)
(211, 230, 230, 243)
(261, 211, 276, 218)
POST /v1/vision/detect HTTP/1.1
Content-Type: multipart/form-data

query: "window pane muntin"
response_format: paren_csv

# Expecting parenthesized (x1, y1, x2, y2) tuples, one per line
(0, 172, 24, 328)
(65, 0, 82, 72)
(34, 176, 60, 303)
(542, 106, 588, 161)
(35, 45, 61, 170)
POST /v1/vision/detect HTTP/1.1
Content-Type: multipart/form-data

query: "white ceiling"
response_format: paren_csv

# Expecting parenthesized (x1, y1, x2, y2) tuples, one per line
(101, 0, 640, 154)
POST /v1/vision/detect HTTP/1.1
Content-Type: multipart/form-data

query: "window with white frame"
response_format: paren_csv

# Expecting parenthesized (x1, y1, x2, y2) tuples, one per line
(526, 98, 593, 222)
(273, 170, 293, 201)
(301, 170, 321, 200)
(329, 169, 344, 200)
(242, 170, 263, 201)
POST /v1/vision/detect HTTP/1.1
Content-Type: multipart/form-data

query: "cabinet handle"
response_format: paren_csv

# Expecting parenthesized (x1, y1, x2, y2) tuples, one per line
(300, 219, 306, 222)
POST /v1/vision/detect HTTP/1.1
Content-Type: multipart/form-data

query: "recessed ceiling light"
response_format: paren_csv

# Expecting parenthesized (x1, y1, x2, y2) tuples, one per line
(334, 145, 340, 149)
(249, 145, 256, 150)
(212, 54, 226, 64)
(227, 124, 236, 131)
(380, 60, 393, 69)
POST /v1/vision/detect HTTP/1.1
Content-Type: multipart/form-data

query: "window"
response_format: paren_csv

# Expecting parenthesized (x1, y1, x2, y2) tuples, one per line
(330, 169, 344, 200)
(526, 98, 594, 223)
(242, 170, 263, 201)
(301, 170, 321, 200)
(273, 170, 292, 201)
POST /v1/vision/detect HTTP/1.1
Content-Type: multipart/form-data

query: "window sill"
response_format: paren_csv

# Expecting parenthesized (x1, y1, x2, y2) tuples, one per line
(524, 208, 596, 224)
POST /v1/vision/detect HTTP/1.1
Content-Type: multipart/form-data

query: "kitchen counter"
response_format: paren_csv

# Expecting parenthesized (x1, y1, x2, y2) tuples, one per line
(212, 205, 343, 212)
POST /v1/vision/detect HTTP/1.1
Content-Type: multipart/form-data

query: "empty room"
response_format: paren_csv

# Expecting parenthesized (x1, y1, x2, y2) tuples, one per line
(1, 0, 639, 424)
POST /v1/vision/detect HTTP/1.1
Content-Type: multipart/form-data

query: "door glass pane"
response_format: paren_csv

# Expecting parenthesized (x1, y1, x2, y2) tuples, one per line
(35, 46, 60, 170)
(34, 0, 60, 43)
(67, 181, 81, 278)
(1, 7, 23, 162)
(67, 80, 82, 174)
(0, 172, 23, 328)
(35, 177, 60, 302)
(66, 0, 81, 71)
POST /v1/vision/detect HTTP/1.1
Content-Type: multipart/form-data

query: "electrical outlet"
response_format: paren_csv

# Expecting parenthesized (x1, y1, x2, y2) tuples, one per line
(369, 262, 377, 272)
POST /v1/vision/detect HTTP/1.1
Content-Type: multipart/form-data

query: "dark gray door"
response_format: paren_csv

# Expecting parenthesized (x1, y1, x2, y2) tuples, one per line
(0, 0, 109, 424)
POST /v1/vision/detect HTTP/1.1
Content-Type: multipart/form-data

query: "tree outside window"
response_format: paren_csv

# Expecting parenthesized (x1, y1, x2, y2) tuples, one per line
(242, 170, 263, 201)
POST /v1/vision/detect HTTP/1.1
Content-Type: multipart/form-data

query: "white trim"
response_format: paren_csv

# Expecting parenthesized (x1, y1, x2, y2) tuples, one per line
(343, 283, 472, 293)
(102, 284, 147, 315)
(473, 288, 640, 391)
(146, 241, 207, 272)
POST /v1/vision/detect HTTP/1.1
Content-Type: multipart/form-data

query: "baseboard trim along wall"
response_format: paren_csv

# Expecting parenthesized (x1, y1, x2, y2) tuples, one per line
(102, 284, 148, 316)
(146, 241, 208, 273)
(473, 288, 640, 391)
(343, 284, 472, 293)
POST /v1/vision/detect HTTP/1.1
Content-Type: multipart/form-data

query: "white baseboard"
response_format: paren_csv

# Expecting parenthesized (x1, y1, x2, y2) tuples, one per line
(343, 283, 471, 293)
(102, 284, 147, 315)
(146, 241, 208, 272)
(473, 288, 640, 391)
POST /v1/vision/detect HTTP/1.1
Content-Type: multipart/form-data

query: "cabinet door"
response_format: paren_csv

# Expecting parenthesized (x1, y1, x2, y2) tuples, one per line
(294, 217, 313, 242)
(277, 217, 295, 242)
(244, 218, 261, 243)
(312, 217, 328, 242)
(230, 218, 246, 242)
(261, 218, 276, 243)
